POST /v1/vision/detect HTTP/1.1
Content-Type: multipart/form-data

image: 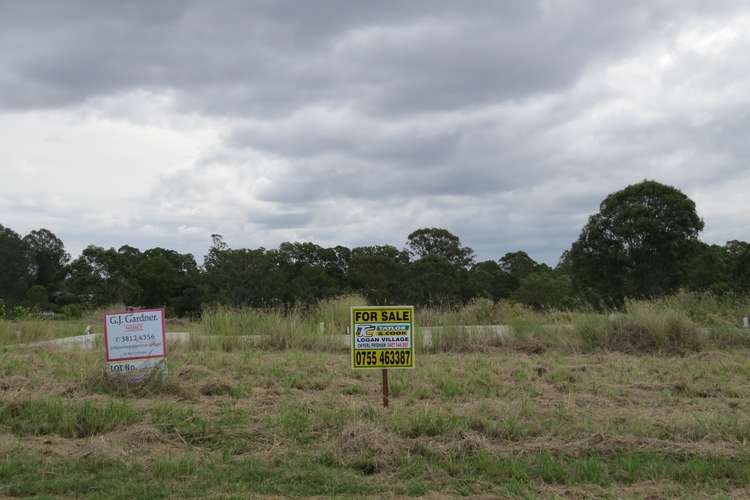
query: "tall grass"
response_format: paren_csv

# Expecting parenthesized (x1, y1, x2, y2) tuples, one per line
(0, 319, 89, 346)
(575, 301, 704, 354)
(4, 291, 748, 353)
(155, 291, 750, 353)
(0, 303, 126, 346)
(198, 295, 366, 350)
(646, 290, 750, 328)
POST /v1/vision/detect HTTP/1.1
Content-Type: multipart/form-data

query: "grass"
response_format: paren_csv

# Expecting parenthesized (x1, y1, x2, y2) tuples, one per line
(0, 398, 141, 438)
(2, 343, 750, 497)
(195, 292, 750, 354)
(3, 291, 749, 354)
(1, 293, 750, 497)
(2, 449, 749, 498)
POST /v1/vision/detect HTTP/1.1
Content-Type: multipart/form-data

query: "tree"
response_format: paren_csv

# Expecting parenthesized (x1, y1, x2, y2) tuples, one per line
(349, 245, 408, 305)
(204, 237, 286, 307)
(277, 242, 350, 303)
(512, 269, 576, 310)
(405, 228, 475, 267)
(725, 240, 750, 293)
(569, 180, 704, 307)
(468, 260, 514, 301)
(23, 229, 69, 294)
(0, 224, 31, 307)
(24, 284, 49, 310)
(133, 248, 202, 315)
(66, 245, 141, 306)
(680, 241, 731, 294)
(405, 255, 468, 306)
(499, 251, 544, 290)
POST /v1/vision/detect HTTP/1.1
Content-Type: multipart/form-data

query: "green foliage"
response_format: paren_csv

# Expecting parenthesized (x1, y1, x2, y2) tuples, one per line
(58, 303, 82, 319)
(23, 228, 69, 293)
(3, 201, 750, 316)
(406, 255, 470, 306)
(23, 284, 49, 310)
(500, 250, 543, 289)
(0, 224, 31, 307)
(67, 244, 202, 315)
(512, 269, 577, 310)
(349, 245, 408, 305)
(469, 260, 514, 301)
(66, 245, 142, 306)
(406, 227, 475, 267)
(569, 180, 704, 307)
(12, 305, 30, 320)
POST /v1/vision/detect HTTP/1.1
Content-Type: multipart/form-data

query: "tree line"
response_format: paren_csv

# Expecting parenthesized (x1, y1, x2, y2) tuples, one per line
(1, 180, 748, 317)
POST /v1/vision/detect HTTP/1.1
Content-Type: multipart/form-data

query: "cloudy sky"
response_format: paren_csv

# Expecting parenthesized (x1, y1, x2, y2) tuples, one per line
(1, 1, 749, 265)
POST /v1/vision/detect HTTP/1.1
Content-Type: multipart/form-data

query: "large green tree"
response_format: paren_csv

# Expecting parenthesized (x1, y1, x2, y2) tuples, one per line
(23, 228, 69, 303)
(569, 180, 704, 307)
(405, 228, 475, 267)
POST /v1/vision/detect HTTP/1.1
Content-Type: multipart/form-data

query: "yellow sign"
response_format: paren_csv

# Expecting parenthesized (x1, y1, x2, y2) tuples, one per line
(351, 306, 414, 369)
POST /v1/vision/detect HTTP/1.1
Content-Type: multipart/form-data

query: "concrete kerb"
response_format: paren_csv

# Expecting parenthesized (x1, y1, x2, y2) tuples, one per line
(11, 325, 517, 350)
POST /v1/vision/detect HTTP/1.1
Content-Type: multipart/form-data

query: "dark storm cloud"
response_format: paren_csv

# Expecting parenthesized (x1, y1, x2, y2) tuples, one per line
(1, 0, 733, 114)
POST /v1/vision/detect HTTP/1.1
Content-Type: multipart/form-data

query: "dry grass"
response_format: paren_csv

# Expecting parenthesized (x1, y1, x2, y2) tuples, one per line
(1, 344, 750, 497)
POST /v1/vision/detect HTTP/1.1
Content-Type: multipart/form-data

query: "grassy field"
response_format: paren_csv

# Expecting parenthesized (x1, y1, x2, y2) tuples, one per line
(1, 293, 750, 498)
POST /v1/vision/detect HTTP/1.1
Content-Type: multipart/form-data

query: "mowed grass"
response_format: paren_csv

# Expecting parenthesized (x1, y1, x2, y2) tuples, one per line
(2, 343, 750, 498)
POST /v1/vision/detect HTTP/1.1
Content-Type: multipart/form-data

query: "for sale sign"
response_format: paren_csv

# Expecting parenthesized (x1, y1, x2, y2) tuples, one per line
(104, 308, 166, 362)
(351, 306, 414, 369)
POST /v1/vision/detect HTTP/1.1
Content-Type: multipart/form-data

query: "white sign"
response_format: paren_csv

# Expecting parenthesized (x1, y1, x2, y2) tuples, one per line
(104, 308, 166, 362)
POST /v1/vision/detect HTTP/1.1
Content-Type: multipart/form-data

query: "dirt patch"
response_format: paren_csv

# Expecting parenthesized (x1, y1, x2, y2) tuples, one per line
(514, 340, 546, 355)
(0, 375, 31, 392)
(441, 429, 490, 455)
(177, 364, 218, 382)
(336, 423, 402, 471)
(0, 424, 192, 462)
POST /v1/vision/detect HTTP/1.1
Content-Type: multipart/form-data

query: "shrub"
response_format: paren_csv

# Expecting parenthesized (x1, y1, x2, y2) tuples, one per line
(12, 305, 30, 320)
(59, 304, 83, 320)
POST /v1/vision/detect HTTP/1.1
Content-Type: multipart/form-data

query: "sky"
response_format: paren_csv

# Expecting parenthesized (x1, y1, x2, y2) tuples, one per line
(1, 1, 749, 265)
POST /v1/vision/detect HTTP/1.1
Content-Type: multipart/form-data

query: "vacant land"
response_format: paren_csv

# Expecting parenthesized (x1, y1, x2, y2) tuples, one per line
(2, 294, 750, 498)
(1, 342, 750, 498)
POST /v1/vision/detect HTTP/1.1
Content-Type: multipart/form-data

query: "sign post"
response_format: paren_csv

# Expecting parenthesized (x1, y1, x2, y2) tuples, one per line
(103, 308, 167, 382)
(351, 306, 414, 407)
(382, 368, 389, 407)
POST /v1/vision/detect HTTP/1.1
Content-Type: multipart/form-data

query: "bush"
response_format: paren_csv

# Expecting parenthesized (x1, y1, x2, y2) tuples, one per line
(12, 305, 30, 320)
(575, 303, 703, 354)
(59, 304, 83, 320)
